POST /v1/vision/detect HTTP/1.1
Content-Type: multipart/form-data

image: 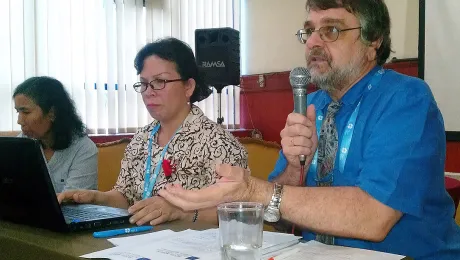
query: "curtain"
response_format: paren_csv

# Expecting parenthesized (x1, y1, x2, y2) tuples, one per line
(0, 0, 240, 134)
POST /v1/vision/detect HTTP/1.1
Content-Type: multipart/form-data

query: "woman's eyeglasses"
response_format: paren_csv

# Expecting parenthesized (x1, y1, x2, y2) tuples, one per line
(133, 78, 183, 93)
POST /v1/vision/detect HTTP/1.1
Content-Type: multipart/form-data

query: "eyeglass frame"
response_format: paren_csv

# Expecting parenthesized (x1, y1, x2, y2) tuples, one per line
(133, 78, 184, 93)
(295, 26, 362, 44)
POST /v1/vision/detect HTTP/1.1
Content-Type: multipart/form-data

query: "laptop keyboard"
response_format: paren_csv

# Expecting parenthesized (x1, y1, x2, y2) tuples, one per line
(62, 206, 121, 222)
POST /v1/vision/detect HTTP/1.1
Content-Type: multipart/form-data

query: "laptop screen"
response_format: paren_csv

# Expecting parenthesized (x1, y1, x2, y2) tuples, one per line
(0, 137, 68, 231)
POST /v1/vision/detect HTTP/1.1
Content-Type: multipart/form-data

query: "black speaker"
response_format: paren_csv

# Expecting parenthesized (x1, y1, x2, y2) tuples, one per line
(195, 27, 240, 91)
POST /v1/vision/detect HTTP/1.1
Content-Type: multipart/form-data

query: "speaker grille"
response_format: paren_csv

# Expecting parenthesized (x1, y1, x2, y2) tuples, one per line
(195, 27, 240, 88)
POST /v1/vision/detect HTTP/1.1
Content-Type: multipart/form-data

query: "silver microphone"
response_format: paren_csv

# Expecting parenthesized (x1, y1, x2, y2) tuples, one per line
(289, 67, 311, 165)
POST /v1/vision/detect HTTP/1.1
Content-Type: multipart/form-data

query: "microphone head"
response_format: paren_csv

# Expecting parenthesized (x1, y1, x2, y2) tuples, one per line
(289, 67, 310, 89)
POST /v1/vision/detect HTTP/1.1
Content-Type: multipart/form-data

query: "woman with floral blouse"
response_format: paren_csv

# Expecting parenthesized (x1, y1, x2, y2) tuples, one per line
(58, 37, 248, 226)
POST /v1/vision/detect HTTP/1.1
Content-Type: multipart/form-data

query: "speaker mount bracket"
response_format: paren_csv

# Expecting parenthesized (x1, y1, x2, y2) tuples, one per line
(213, 85, 227, 125)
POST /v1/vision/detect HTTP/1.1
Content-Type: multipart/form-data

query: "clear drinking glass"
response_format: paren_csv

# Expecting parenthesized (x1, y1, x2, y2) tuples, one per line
(218, 202, 264, 260)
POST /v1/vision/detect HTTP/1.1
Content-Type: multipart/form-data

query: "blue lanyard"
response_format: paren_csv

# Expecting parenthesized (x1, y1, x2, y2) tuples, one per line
(142, 123, 180, 199)
(308, 68, 385, 185)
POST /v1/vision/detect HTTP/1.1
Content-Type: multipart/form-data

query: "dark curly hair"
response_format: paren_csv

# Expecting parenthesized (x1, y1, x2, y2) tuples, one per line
(134, 37, 212, 103)
(13, 76, 86, 150)
(306, 0, 392, 65)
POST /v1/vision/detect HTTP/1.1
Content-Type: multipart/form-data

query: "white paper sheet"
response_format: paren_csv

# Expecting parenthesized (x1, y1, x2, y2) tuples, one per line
(108, 229, 190, 247)
(82, 229, 301, 260)
(82, 229, 221, 260)
(264, 241, 405, 260)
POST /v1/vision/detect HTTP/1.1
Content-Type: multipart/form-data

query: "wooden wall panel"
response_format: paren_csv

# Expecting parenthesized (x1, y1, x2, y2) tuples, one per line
(89, 129, 253, 144)
(240, 72, 317, 143)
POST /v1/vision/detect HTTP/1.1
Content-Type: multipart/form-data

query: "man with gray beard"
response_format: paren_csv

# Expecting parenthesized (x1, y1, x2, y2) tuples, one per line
(159, 0, 460, 259)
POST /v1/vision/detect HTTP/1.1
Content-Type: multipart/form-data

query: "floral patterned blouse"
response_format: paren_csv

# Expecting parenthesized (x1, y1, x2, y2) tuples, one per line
(113, 105, 248, 205)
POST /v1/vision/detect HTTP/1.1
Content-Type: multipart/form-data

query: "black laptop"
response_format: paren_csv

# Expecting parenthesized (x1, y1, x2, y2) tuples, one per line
(0, 137, 131, 232)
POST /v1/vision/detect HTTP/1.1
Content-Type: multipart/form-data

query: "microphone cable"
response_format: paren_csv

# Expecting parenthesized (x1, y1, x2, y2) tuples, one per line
(291, 161, 305, 234)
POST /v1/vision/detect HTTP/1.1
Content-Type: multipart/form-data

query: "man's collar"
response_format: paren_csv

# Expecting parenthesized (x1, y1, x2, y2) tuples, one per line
(340, 65, 381, 106)
(315, 65, 381, 110)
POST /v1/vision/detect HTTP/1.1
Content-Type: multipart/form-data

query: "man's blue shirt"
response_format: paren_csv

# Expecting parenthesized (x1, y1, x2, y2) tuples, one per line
(268, 66, 460, 259)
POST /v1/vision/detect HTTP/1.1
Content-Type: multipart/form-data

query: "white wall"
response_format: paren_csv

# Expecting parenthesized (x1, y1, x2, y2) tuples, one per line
(241, 0, 419, 75)
(385, 0, 419, 60)
(424, 0, 460, 132)
(241, 0, 307, 75)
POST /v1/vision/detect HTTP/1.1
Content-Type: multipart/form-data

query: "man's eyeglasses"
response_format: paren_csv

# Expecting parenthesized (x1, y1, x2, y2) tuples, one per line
(295, 26, 362, 43)
(133, 78, 183, 93)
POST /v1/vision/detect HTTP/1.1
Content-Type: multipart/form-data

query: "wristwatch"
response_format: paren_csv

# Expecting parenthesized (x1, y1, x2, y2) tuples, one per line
(263, 183, 284, 222)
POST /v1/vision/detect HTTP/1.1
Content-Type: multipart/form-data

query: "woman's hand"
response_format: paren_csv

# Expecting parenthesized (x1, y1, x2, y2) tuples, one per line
(128, 196, 188, 226)
(56, 189, 99, 204)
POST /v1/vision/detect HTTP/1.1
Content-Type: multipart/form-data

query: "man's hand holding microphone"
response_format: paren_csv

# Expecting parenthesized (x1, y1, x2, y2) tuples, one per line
(276, 67, 318, 186)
